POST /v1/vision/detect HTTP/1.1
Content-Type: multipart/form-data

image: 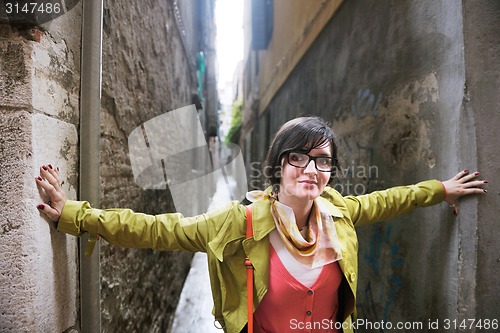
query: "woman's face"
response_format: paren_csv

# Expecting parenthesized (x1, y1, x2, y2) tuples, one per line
(278, 143, 332, 203)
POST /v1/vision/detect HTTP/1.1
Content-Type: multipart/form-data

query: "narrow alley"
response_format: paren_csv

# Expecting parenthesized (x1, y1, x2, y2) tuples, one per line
(170, 174, 237, 333)
(1, 0, 498, 332)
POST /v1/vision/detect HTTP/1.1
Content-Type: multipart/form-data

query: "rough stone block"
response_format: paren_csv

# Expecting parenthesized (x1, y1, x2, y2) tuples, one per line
(0, 38, 32, 109)
(0, 111, 79, 332)
(31, 36, 79, 123)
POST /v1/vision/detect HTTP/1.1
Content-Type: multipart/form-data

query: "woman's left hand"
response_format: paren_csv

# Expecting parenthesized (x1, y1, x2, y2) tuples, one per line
(441, 170, 488, 215)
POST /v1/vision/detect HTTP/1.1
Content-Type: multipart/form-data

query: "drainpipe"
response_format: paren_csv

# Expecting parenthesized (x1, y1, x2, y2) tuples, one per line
(79, 0, 103, 332)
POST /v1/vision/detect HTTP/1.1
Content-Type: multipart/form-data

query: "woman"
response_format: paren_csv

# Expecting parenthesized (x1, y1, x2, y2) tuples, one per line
(36, 117, 486, 333)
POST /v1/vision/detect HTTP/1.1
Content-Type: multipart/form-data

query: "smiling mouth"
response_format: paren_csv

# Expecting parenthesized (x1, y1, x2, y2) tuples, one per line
(299, 181, 317, 185)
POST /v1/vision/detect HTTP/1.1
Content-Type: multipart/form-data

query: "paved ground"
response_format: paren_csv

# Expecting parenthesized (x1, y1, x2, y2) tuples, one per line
(170, 252, 220, 333)
(171, 174, 237, 333)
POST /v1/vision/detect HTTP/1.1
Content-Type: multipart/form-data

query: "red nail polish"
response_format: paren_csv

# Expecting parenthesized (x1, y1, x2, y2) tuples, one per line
(42, 165, 48, 171)
(48, 164, 53, 169)
(37, 176, 42, 181)
(484, 181, 488, 183)
(475, 172, 480, 176)
(464, 170, 469, 173)
(37, 204, 44, 210)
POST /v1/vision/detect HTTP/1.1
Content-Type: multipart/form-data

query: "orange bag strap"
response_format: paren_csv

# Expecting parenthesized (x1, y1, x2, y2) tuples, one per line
(245, 205, 254, 333)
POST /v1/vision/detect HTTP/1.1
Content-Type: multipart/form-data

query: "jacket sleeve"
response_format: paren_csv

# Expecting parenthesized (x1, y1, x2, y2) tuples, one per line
(57, 199, 242, 253)
(344, 179, 446, 227)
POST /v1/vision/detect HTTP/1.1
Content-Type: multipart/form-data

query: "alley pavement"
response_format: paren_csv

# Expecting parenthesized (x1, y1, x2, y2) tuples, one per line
(171, 174, 238, 333)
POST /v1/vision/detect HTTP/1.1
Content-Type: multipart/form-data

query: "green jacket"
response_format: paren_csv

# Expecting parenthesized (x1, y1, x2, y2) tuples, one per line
(57, 180, 445, 333)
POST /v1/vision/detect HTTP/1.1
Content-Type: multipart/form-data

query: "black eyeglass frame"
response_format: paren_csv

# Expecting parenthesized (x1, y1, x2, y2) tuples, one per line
(285, 151, 336, 172)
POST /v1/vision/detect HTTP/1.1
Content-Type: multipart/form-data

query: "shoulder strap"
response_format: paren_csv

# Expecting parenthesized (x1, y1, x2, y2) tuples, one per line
(246, 205, 253, 238)
(244, 205, 254, 333)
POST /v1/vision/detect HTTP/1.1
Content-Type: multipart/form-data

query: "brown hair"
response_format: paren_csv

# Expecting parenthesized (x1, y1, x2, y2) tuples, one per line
(262, 116, 340, 191)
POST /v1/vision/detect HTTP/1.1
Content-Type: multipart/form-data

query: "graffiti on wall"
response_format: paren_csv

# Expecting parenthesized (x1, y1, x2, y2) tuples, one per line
(351, 88, 382, 117)
(362, 224, 405, 325)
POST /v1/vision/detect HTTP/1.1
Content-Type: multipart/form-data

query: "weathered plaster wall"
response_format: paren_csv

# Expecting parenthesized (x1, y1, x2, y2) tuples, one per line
(0, 5, 82, 333)
(99, 1, 208, 332)
(251, 0, 498, 329)
(462, 0, 500, 322)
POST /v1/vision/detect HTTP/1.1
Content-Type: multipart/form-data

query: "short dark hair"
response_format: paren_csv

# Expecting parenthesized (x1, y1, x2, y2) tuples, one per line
(262, 116, 340, 192)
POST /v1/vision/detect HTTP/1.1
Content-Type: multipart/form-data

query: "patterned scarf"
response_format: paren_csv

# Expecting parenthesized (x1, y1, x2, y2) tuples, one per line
(246, 190, 342, 269)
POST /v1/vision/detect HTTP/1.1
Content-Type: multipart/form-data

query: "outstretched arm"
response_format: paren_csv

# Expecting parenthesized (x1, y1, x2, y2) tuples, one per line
(343, 170, 487, 226)
(440, 170, 487, 215)
(35, 163, 245, 253)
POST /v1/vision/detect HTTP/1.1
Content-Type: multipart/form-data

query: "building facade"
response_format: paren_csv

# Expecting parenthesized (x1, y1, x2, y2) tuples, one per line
(241, 0, 499, 329)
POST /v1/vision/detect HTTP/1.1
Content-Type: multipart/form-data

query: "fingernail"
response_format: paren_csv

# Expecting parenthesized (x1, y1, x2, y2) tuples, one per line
(464, 170, 469, 173)
(484, 181, 488, 183)
(42, 165, 48, 171)
(37, 204, 44, 210)
(57, 166, 60, 171)
(36, 176, 42, 181)
(475, 172, 480, 176)
(484, 189, 488, 193)
(48, 164, 53, 169)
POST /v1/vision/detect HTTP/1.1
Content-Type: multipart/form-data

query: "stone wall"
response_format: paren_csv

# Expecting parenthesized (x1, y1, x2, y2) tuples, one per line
(1, 0, 215, 332)
(99, 1, 210, 332)
(0, 5, 82, 332)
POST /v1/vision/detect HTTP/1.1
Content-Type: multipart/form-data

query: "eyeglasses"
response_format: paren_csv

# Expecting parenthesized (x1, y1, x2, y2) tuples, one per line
(286, 151, 334, 172)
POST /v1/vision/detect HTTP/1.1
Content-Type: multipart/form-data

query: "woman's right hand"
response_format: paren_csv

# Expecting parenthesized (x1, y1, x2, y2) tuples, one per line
(35, 164, 66, 222)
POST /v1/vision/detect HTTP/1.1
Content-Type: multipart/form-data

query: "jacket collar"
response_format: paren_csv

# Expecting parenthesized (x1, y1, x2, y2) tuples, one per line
(250, 193, 344, 237)
(316, 195, 344, 218)
(250, 198, 276, 240)
(208, 199, 276, 262)
(209, 189, 343, 262)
